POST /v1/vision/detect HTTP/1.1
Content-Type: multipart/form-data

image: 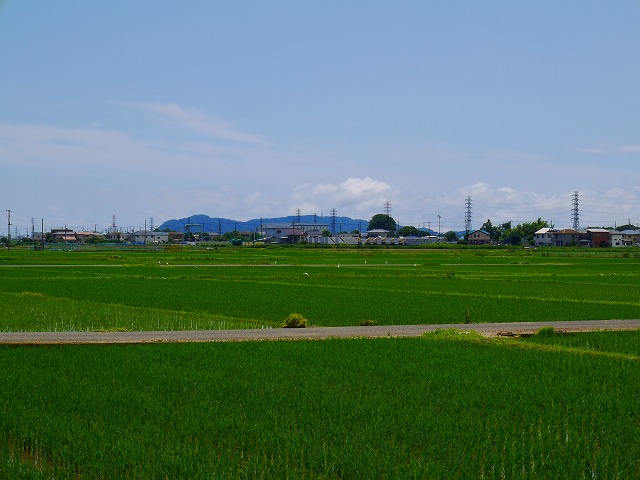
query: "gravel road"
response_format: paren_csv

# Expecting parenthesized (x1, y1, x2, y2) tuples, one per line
(1, 319, 639, 345)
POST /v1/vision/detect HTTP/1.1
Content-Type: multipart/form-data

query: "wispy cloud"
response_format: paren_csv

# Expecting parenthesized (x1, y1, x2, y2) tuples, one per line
(131, 103, 268, 145)
(618, 145, 640, 154)
(575, 143, 640, 155)
(0, 122, 158, 169)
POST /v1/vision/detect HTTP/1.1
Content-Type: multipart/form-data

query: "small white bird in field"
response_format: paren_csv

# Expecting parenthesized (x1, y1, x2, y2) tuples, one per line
(303, 272, 309, 277)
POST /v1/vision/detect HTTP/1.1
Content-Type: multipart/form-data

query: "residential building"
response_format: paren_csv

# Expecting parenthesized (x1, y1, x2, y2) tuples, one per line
(586, 228, 611, 248)
(609, 230, 640, 247)
(129, 230, 170, 244)
(553, 229, 580, 247)
(263, 222, 329, 244)
(75, 231, 105, 243)
(467, 229, 491, 245)
(618, 230, 640, 247)
(534, 228, 554, 246)
(50, 228, 76, 243)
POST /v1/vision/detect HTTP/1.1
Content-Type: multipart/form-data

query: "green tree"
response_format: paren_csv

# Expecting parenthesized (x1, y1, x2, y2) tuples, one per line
(480, 219, 499, 241)
(518, 218, 549, 244)
(398, 225, 419, 237)
(504, 230, 523, 245)
(85, 236, 105, 244)
(443, 230, 458, 242)
(368, 214, 397, 234)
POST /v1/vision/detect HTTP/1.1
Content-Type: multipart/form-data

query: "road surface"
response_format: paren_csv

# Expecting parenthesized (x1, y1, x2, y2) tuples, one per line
(0, 319, 639, 345)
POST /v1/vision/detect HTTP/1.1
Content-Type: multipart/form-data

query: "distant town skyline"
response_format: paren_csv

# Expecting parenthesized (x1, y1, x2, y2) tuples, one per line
(1, 198, 638, 240)
(2, 2, 639, 234)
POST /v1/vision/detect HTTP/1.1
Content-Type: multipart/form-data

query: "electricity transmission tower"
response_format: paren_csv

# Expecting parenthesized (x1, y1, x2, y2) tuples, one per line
(384, 201, 392, 216)
(571, 191, 580, 230)
(330, 209, 337, 234)
(464, 197, 472, 233)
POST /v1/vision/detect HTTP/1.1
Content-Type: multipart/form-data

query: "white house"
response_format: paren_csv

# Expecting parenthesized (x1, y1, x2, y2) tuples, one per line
(534, 228, 554, 246)
(263, 223, 329, 244)
(129, 230, 170, 244)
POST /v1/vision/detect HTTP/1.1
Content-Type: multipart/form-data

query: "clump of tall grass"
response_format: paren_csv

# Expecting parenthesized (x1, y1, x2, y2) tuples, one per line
(282, 313, 307, 328)
(464, 306, 472, 324)
(358, 319, 377, 326)
(535, 326, 556, 337)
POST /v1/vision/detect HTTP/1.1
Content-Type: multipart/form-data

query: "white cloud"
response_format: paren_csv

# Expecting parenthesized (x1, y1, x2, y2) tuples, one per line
(291, 177, 394, 216)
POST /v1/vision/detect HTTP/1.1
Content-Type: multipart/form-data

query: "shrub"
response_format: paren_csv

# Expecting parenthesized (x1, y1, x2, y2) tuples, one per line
(535, 326, 556, 337)
(358, 320, 377, 326)
(283, 313, 307, 328)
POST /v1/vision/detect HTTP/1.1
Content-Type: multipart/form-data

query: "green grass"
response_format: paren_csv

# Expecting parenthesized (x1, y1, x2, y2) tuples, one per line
(0, 291, 272, 332)
(1, 332, 639, 478)
(522, 328, 640, 357)
(1, 248, 640, 330)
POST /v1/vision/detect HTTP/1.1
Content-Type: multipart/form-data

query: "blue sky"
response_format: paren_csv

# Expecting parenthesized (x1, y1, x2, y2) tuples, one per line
(1, 1, 639, 234)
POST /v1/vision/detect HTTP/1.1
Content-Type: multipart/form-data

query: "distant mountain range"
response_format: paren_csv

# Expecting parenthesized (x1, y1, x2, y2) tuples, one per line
(158, 214, 368, 235)
(158, 214, 435, 235)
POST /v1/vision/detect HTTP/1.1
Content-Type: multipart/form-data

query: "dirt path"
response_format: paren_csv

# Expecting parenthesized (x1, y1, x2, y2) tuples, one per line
(1, 319, 639, 345)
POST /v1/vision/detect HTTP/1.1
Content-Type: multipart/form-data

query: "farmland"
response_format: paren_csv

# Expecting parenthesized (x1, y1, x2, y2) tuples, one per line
(1, 330, 639, 478)
(1, 246, 640, 331)
(1, 247, 639, 478)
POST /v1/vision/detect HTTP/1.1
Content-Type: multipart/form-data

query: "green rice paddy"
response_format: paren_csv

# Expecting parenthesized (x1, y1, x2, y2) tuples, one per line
(1, 246, 639, 478)
(1, 246, 639, 331)
(1, 331, 638, 478)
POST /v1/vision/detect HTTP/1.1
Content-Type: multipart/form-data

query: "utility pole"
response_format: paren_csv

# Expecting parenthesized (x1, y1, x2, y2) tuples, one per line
(437, 214, 441, 239)
(6, 209, 11, 251)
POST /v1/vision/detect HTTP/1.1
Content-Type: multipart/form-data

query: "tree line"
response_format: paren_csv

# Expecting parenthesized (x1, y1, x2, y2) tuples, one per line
(367, 214, 553, 245)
